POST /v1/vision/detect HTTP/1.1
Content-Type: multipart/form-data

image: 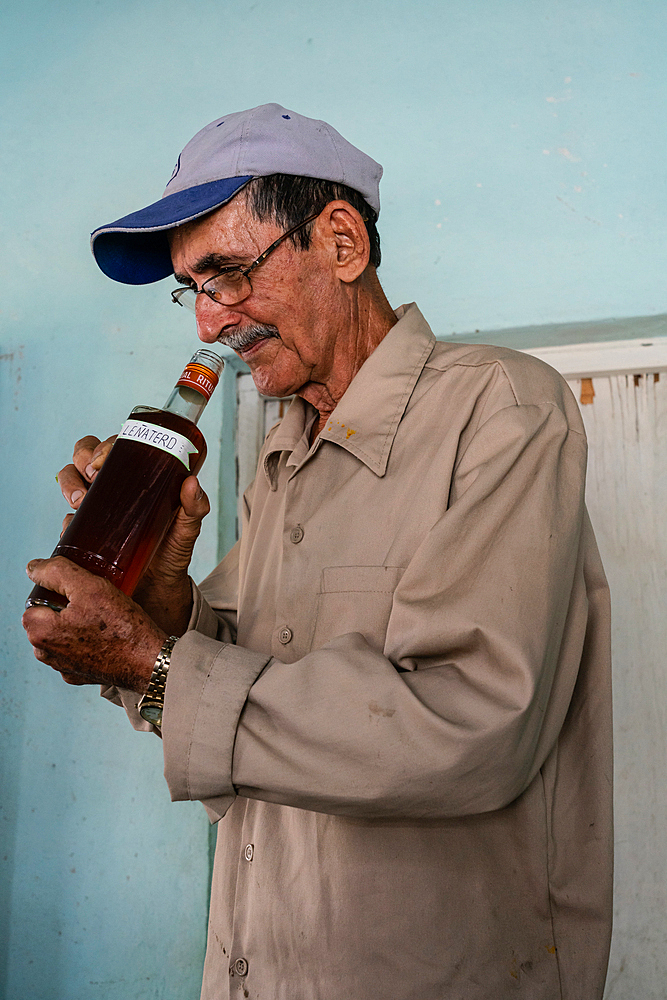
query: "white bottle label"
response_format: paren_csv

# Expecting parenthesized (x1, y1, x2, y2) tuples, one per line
(118, 419, 198, 469)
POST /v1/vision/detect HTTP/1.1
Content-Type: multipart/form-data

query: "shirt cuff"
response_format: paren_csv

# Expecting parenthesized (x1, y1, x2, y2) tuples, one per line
(161, 630, 272, 822)
(100, 684, 156, 733)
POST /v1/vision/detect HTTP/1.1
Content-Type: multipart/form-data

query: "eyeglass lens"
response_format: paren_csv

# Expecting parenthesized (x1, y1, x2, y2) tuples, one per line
(173, 272, 252, 311)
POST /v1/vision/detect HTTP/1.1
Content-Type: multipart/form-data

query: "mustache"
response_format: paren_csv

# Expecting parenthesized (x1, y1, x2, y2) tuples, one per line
(217, 323, 280, 352)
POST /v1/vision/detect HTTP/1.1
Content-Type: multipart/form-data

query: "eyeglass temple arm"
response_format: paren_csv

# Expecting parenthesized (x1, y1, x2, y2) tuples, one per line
(244, 211, 322, 276)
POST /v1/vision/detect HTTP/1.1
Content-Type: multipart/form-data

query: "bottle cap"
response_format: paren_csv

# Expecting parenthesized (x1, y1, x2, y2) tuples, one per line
(176, 349, 224, 401)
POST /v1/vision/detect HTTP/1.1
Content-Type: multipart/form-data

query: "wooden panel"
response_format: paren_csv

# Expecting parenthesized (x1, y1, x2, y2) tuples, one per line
(567, 372, 667, 1000)
(235, 373, 293, 533)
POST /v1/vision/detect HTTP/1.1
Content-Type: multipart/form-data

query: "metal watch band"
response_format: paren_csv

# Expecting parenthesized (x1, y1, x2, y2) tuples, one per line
(138, 635, 179, 726)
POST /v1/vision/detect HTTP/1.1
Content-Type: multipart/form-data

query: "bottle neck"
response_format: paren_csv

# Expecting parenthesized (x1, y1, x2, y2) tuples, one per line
(162, 384, 209, 424)
(162, 348, 224, 424)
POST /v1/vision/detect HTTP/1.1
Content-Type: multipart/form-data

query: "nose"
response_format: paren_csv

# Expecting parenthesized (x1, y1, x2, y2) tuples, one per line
(195, 294, 240, 344)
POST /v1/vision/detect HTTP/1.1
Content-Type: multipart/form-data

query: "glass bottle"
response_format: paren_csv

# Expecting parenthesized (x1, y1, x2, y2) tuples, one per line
(26, 348, 224, 612)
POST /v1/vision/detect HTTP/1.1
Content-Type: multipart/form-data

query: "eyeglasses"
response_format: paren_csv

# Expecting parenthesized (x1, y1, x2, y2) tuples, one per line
(171, 211, 321, 311)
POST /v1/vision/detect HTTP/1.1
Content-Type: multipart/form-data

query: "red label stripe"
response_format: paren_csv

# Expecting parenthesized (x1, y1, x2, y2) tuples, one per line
(176, 363, 220, 401)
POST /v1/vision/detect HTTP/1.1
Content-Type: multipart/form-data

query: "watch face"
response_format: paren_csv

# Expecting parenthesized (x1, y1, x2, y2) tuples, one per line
(139, 701, 163, 727)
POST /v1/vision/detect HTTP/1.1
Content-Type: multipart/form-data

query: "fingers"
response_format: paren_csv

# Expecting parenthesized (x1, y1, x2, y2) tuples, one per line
(26, 555, 91, 603)
(22, 606, 74, 678)
(29, 634, 86, 683)
(59, 435, 116, 509)
(23, 604, 63, 647)
(60, 673, 89, 686)
(88, 436, 116, 476)
(72, 435, 101, 477)
(27, 632, 90, 684)
(58, 462, 91, 509)
(59, 435, 99, 508)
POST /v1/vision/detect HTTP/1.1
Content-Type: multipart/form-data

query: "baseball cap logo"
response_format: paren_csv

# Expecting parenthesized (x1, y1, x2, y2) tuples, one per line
(168, 154, 182, 184)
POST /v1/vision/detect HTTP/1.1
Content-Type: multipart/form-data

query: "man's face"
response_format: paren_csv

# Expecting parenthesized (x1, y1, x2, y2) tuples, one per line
(169, 196, 347, 400)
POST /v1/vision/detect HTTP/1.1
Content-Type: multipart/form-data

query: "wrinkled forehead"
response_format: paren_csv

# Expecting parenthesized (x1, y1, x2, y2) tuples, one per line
(168, 193, 279, 277)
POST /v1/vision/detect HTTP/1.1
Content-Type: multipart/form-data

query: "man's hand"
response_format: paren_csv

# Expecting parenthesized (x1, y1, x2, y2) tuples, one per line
(22, 557, 166, 691)
(58, 434, 116, 510)
(56, 434, 211, 635)
(131, 475, 210, 634)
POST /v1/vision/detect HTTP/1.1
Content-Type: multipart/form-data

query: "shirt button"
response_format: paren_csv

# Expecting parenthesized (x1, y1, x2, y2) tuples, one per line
(289, 525, 304, 544)
(244, 844, 254, 862)
(234, 958, 248, 977)
(279, 627, 293, 644)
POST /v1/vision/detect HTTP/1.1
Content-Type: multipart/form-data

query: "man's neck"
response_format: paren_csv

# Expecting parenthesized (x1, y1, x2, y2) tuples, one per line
(302, 279, 396, 443)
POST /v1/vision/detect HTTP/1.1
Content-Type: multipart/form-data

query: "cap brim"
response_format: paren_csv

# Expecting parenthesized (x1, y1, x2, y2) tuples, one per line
(91, 176, 253, 285)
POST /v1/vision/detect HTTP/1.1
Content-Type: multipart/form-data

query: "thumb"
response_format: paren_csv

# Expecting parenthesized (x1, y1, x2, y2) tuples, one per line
(179, 476, 211, 521)
(153, 477, 210, 579)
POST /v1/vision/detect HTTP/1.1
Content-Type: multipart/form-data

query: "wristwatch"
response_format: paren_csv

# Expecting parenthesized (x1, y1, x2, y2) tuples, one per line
(138, 635, 179, 729)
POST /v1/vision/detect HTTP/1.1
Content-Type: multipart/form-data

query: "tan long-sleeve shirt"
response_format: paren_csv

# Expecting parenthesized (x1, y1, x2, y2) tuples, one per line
(124, 304, 613, 998)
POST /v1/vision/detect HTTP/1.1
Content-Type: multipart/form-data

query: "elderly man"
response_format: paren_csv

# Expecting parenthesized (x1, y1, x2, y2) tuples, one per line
(23, 104, 612, 999)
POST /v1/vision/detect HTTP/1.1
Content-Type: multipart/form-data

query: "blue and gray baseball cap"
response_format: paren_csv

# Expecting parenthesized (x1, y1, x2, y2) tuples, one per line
(91, 103, 383, 285)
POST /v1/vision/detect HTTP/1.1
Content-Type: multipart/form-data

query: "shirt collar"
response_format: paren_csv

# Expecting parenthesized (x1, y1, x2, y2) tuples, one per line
(262, 303, 435, 485)
(318, 303, 435, 476)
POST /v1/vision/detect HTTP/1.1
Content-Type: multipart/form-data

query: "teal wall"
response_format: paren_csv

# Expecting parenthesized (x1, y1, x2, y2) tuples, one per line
(2, 2, 666, 998)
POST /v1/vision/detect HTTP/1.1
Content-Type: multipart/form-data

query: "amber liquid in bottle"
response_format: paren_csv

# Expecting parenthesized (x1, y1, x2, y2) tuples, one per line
(26, 350, 223, 612)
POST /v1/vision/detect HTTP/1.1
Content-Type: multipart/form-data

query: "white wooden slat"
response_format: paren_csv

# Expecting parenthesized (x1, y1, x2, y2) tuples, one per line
(524, 336, 667, 379)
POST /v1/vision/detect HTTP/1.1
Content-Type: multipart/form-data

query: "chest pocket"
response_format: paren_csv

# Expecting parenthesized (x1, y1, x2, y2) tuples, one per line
(311, 565, 405, 654)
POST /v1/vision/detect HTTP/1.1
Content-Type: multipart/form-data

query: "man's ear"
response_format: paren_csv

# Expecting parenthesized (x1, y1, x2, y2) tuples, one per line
(315, 201, 371, 283)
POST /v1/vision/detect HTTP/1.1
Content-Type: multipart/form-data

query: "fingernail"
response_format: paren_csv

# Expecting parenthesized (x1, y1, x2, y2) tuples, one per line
(71, 491, 84, 504)
(85, 464, 95, 479)
(27, 559, 40, 573)
(196, 486, 204, 501)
